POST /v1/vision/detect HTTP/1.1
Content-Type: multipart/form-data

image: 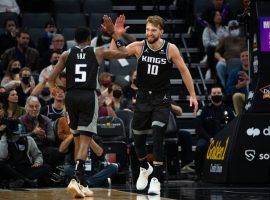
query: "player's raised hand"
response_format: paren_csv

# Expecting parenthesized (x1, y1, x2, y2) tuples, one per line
(114, 14, 130, 36)
(102, 15, 114, 35)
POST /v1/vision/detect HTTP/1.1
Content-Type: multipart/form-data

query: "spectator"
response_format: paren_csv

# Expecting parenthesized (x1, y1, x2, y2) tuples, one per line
(37, 20, 58, 58)
(236, 0, 250, 18)
(215, 20, 246, 87)
(123, 69, 138, 103)
(40, 85, 65, 124)
(0, 0, 20, 14)
(226, 48, 249, 115)
(202, 0, 234, 26)
(194, 85, 235, 179)
(41, 34, 65, 69)
(1, 29, 40, 72)
(1, 59, 21, 86)
(3, 89, 25, 119)
(110, 82, 132, 112)
(19, 96, 61, 167)
(0, 87, 6, 94)
(98, 72, 112, 98)
(59, 72, 66, 88)
(59, 134, 118, 187)
(39, 50, 61, 83)
(0, 18, 17, 57)
(98, 91, 116, 117)
(16, 67, 36, 107)
(202, 11, 228, 79)
(0, 118, 50, 188)
(4, 67, 36, 107)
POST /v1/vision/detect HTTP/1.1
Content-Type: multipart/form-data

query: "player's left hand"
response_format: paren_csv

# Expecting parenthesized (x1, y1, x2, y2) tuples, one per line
(114, 15, 130, 36)
(189, 96, 198, 115)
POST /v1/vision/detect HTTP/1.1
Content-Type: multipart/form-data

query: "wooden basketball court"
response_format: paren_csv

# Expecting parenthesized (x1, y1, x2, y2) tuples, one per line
(0, 188, 172, 200)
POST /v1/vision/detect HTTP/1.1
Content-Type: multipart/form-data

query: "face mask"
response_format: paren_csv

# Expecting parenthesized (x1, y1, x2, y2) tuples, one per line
(41, 88, 50, 96)
(101, 35, 112, 42)
(47, 32, 55, 38)
(133, 78, 138, 86)
(211, 95, 223, 103)
(230, 29, 240, 37)
(113, 89, 122, 99)
(21, 77, 30, 85)
(52, 60, 58, 65)
(10, 68, 20, 74)
(102, 79, 111, 87)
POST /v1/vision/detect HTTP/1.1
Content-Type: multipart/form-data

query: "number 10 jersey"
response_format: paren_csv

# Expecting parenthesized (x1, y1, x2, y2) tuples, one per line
(136, 40, 173, 92)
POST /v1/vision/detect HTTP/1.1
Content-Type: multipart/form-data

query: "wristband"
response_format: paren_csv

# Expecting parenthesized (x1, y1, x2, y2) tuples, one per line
(115, 39, 124, 48)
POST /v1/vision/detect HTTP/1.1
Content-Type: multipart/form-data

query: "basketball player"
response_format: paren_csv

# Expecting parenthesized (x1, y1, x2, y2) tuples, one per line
(48, 26, 127, 198)
(103, 15, 198, 195)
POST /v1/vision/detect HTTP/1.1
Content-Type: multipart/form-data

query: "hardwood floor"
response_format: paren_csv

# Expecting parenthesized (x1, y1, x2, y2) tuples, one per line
(0, 188, 171, 200)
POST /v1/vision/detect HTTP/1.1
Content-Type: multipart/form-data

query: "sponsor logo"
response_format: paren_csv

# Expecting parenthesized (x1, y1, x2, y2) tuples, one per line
(259, 153, 270, 160)
(246, 127, 260, 137)
(245, 149, 256, 161)
(245, 150, 270, 161)
(246, 126, 270, 137)
(206, 137, 229, 161)
(210, 163, 223, 173)
(159, 49, 166, 55)
(259, 85, 270, 99)
(97, 123, 122, 128)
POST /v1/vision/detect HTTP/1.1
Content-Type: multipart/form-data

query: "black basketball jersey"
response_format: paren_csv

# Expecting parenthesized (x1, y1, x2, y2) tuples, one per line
(137, 40, 173, 91)
(65, 46, 99, 91)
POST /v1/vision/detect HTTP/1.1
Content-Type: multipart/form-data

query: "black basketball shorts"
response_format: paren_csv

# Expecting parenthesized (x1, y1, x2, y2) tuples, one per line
(65, 89, 98, 135)
(132, 90, 171, 134)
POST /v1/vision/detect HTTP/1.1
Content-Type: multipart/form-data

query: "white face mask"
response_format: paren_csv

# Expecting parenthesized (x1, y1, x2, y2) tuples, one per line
(101, 35, 111, 42)
(230, 29, 240, 37)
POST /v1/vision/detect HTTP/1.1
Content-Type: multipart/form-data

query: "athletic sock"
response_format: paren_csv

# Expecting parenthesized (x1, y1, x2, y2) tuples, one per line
(152, 164, 162, 181)
(74, 159, 87, 186)
(139, 159, 149, 169)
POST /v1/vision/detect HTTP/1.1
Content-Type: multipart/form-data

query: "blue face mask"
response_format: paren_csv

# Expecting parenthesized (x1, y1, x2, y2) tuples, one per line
(47, 32, 55, 38)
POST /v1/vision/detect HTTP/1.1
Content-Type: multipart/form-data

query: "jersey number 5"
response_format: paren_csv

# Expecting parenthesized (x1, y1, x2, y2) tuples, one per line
(75, 64, 86, 82)
(147, 64, 159, 75)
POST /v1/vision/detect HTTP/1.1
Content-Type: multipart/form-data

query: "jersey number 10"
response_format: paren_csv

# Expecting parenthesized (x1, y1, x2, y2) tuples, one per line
(147, 64, 159, 75)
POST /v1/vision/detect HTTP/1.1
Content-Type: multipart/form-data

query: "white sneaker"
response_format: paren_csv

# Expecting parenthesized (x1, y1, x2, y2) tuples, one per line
(200, 55, 208, 64)
(205, 69, 211, 80)
(148, 177, 161, 195)
(181, 165, 195, 174)
(148, 194, 161, 200)
(136, 163, 153, 190)
(67, 179, 85, 198)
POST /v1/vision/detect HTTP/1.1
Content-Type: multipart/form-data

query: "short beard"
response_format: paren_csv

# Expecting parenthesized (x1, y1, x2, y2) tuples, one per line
(147, 37, 159, 44)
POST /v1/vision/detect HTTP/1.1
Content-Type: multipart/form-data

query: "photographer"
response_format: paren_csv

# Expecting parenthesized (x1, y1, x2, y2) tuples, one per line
(0, 114, 50, 188)
(194, 85, 235, 179)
